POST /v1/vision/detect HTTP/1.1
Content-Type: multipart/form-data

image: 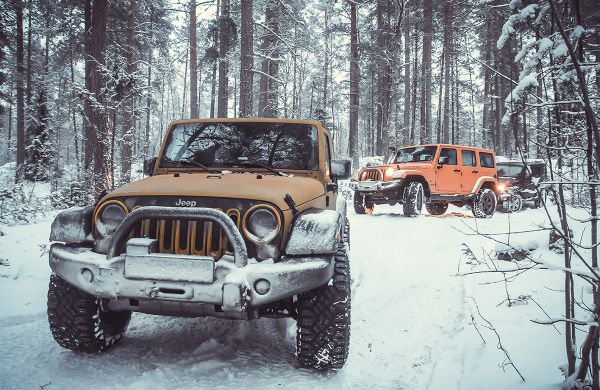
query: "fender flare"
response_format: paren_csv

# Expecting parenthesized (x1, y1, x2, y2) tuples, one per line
(49, 205, 95, 244)
(285, 208, 342, 256)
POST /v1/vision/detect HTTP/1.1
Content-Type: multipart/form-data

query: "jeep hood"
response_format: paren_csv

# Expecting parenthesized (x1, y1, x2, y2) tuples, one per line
(362, 162, 434, 170)
(101, 173, 326, 211)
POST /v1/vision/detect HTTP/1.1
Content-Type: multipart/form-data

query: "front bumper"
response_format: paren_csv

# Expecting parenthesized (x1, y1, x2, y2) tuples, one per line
(49, 207, 334, 318)
(350, 179, 403, 193)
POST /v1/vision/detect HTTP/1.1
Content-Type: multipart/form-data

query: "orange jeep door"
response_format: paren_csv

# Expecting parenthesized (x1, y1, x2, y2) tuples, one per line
(477, 151, 497, 190)
(460, 149, 479, 194)
(435, 147, 461, 193)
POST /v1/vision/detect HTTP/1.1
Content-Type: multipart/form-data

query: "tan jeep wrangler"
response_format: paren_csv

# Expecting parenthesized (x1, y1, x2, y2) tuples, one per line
(47, 118, 352, 370)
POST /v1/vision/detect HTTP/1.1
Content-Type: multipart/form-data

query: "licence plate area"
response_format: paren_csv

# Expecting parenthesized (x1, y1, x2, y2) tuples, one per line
(356, 181, 380, 191)
(125, 253, 215, 283)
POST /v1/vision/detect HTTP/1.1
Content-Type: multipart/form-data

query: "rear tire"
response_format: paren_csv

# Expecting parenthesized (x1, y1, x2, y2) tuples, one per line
(472, 188, 497, 218)
(403, 182, 424, 217)
(296, 243, 351, 370)
(353, 192, 365, 214)
(425, 202, 448, 216)
(47, 274, 131, 353)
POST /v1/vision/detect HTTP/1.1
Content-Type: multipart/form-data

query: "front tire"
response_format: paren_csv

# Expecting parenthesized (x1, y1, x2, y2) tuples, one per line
(505, 194, 523, 213)
(472, 188, 497, 218)
(47, 274, 131, 353)
(296, 243, 351, 370)
(403, 181, 424, 217)
(353, 191, 365, 214)
(425, 202, 448, 216)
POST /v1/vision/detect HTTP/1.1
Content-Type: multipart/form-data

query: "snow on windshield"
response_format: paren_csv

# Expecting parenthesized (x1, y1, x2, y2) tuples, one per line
(394, 146, 438, 163)
(161, 122, 319, 170)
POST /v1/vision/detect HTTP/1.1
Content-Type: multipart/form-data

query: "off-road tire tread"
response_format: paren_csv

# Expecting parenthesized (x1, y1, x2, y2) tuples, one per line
(296, 243, 351, 370)
(472, 188, 497, 218)
(353, 192, 365, 214)
(47, 274, 131, 353)
(403, 181, 423, 217)
(425, 202, 448, 216)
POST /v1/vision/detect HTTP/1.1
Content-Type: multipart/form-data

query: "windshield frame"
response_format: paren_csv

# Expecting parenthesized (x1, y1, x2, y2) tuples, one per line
(158, 121, 321, 172)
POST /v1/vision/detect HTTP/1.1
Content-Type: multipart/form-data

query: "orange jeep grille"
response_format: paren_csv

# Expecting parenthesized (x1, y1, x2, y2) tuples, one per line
(361, 168, 383, 181)
(130, 209, 241, 260)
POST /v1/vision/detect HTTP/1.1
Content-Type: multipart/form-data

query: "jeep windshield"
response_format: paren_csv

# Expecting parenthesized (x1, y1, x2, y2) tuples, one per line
(160, 122, 319, 171)
(497, 163, 524, 177)
(393, 146, 438, 163)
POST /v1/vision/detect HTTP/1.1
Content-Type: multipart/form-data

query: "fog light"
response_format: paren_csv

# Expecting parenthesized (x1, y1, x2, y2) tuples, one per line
(81, 268, 94, 283)
(254, 279, 270, 295)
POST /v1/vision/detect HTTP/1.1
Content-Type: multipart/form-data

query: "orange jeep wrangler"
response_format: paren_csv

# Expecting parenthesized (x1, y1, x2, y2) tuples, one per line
(351, 144, 498, 218)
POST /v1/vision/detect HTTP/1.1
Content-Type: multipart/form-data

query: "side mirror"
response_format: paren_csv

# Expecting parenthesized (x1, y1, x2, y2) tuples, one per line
(143, 157, 157, 176)
(330, 159, 352, 180)
(437, 156, 448, 168)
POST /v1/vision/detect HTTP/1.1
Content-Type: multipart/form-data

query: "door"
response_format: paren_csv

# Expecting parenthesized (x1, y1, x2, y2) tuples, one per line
(460, 149, 479, 194)
(435, 147, 461, 193)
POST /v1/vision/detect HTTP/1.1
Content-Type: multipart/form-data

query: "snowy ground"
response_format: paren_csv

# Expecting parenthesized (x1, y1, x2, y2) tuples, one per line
(0, 202, 594, 389)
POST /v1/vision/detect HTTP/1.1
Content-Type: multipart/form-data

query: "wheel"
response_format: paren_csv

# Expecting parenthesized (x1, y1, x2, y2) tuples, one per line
(296, 243, 351, 370)
(505, 194, 523, 213)
(425, 202, 448, 216)
(47, 274, 131, 352)
(472, 188, 497, 218)
(353, 191, 365, 214)
(403, 181, 424, 217)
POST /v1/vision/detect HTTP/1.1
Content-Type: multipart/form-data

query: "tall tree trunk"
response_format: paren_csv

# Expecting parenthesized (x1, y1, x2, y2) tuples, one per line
(420, 0, 433, 143)
(145, 7, 154, 156)
(217, 0, 231, 117)
(442, 0, 453, 144)
(348, 0, 359, 168)
(120, 0, 136, 185)
(209, 0, 219, 119)
(83, 0, 94, 173)
(375, 0, 392, 155)
(89, 0, 109, 195)
(258, 0, 280, 118)
(238, 0, 253, 117)
(15, 1, 25, 182)
(403, 4, 411, 144)
(189, 0, 198, 118)
(26, 0, 32, 105)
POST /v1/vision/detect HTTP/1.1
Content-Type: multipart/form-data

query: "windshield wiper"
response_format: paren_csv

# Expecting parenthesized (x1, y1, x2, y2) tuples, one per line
(162, 157, 213, 173)
(223, 161, 286, 176)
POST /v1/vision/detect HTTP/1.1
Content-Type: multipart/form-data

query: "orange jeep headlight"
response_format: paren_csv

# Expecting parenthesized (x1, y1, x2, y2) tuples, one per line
(498, 183, 508, 193)
(384, 167, 396, 180)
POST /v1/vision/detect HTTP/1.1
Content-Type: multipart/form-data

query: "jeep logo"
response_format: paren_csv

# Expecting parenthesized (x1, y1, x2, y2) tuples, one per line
(174, 199, 196, 207)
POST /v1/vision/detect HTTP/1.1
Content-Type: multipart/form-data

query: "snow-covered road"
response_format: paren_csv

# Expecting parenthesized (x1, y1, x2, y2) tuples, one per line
(0, 205, 576, 389)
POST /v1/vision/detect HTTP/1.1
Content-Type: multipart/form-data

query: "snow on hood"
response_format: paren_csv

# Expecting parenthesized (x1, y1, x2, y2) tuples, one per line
(101, 173, 326, 212)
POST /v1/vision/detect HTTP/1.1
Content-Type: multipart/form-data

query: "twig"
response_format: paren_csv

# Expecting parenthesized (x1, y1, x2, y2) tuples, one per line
(470, 297, 525, 381)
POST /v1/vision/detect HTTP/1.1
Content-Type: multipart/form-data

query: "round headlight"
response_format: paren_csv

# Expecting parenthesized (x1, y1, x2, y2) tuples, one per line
(243, 206, 280, 244)
(96, 202, 127, 236)
(385, 167, 395, 179)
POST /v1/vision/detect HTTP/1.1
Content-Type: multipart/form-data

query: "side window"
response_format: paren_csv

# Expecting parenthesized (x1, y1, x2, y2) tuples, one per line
(323, 134, 332, 178)
(461, 150, 476, 167)
(440, 148, 457, 165)
(530, 165, 543, 177)
(479, 152, 495, 168)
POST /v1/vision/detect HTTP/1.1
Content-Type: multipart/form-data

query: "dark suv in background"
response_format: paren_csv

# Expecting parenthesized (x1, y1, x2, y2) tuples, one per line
(496, 159, 547, 212)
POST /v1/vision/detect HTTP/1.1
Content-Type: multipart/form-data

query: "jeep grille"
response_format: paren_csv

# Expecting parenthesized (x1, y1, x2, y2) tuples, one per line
(131, 209, 241, 260)
(361, 168, 383, 181)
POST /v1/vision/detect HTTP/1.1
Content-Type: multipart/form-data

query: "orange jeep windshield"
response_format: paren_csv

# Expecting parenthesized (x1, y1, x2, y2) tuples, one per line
(161, 122, 319, 171)
(393, 146, 438, 163)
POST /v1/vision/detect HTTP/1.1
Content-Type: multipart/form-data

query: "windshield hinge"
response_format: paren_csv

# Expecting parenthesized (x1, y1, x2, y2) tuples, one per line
(284, 194, 298, 215)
